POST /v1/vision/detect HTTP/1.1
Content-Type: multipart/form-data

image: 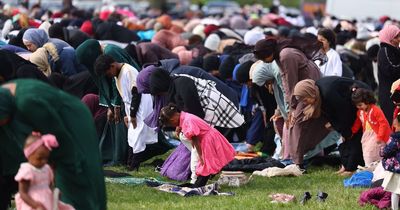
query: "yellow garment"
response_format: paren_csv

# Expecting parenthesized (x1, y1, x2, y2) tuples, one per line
(365, 120, 372, 131)
(29, 47, 51, 76)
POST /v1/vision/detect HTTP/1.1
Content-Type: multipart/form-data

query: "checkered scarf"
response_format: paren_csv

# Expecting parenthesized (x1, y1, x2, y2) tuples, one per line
(177, 74, 244, 128)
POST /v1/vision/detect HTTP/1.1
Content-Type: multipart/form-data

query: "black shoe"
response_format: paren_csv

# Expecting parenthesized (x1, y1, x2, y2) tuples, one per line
(300, 192, 312, 205)
(316, 191, 328, 202)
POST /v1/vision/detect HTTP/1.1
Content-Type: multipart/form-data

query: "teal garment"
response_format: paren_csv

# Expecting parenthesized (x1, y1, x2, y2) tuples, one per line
(1, 79, 106, 210)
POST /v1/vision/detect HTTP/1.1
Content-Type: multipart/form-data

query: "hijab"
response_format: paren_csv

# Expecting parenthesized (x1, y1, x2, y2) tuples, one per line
(293, 79, 321, 121)
(137, 65, 168, 128)
(151, 29, 187, 50)
(22, 28, 49, 48)
(0, 87, 15, 121)
(76, 39, 102, 73)
(29, 47, 52, 76)
(379, 24, 400, 47)
(149, 68, 172, 95)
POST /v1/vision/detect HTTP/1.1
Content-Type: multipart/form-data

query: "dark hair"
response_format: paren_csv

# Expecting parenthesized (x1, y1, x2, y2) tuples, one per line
(48, 23, 65, 40)
(149, 68, 172, 95)
(158, 103, 180, 127)
(318, 28, 336, 49)
(94, 55, 115, 76)
(351, 87, 376, 105)
(253, 38, 277, 60)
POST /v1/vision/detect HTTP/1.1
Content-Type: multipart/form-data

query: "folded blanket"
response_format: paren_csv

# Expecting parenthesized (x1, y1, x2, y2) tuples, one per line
(251, 164, 304, 178)
(105, 177, 164, 185)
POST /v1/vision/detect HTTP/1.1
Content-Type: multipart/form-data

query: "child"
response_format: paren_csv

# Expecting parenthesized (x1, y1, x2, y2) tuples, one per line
(159, 104, 236, 187)
(15, 132, 75, 210)
(381, 113, 400, 210)
(351, 87, 391, 168)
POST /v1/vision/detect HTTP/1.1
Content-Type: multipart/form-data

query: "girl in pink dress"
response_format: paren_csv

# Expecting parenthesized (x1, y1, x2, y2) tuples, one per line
(159, 104, 235, 187)
(15, 132, 75, 210)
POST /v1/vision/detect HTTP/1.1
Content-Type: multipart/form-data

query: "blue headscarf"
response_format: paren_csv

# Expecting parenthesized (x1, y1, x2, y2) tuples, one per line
(22, 29, 49, 48)
(0, 87, 16, 121)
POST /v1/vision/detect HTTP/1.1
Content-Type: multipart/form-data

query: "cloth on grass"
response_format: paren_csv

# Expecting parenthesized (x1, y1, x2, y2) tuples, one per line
(217, 171, 248, 187)
(147, 182, 234, 197)
(160, 143, 191, 181)
(103, 170, 132, 178)
(223, 157, 285, 172)
(359, 187, 391, 209)
(105, 177, 164, 185)
(251, 164, 304, 177)
(269, 193, 296, 203)
(343, 171, 373, 188)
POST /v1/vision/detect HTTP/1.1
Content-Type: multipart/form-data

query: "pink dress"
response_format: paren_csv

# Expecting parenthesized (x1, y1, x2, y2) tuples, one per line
(15, 163, 75, 210)
(180, 112, 235, 176)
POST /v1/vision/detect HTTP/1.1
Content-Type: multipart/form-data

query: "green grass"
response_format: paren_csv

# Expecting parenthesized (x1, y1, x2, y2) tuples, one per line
(106, 155, 377, 210)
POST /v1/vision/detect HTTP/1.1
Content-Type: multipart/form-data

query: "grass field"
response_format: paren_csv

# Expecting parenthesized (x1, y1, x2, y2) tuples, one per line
(106, 156, 377, 210)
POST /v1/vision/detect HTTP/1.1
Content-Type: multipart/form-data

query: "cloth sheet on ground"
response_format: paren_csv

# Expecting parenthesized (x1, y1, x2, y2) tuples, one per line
(359, 187, 391, 209)
(343, 171, 373, 188)
(223, 157, 285, 172)
(146, 181, 234, 197)
(251, 164, 304, 178)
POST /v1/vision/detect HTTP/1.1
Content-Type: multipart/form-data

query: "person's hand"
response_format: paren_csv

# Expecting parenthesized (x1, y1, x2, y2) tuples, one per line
(131, 117, 137, 129)
(124, 116, 129, 128)
(325, 122, 334, 131)
(107, 108, 114, 122)
(114, 107, 121, 123)
(175, 126, 182, 137)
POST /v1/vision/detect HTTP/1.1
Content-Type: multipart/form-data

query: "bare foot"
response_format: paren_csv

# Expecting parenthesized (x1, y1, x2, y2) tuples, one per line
(335, 166, 345, 174)
(339, 171, 354, 177)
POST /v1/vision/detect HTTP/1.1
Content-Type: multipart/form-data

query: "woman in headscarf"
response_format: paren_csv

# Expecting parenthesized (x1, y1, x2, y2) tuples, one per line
(0, 49, 49, 84)
(378, 24, 400, 124)
(75, 39, 139, 165)
(94, 21, 140, 43)
(0, 79, 106, 210)
(253, 37, 328, 167)
(293, 77, 370, 175)
(23, 28, 85, 76)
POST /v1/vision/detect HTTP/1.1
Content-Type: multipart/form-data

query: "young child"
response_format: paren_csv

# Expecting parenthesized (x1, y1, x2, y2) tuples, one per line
(159, 103, 236, 187)
(15, 132, 75, 210)
(381, 113, 400, 210)
(351, 88, 391, 168)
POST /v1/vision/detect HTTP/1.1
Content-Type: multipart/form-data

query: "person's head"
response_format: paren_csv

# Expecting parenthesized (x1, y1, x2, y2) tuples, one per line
(0, 87, 15, 126)
(159, 103, 180, 128)
(22, 28, 49, 52)
(48, 23, 65, 40)
(203, 54, 220, 76)
(351, 87, 376, 111)
(317, 28, 336, 51)
(235, 60, 255, 86)
(94, 55, 118, 78)
(24, 132, 58, 168)
(293, 79, 322, 120)
(393, 112, 400, 132)
(253, 38, 277, 63)
(149, 68, 172, 95)
(379, 24, 400, 47)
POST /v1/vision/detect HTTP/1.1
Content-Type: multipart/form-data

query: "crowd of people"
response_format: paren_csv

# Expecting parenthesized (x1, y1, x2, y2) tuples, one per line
(1, 1, 400, 210)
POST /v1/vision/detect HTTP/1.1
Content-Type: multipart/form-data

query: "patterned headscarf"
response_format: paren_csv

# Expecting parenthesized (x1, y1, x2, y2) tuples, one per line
(293, 79, 321, 121)
(379, 24, 400, 47)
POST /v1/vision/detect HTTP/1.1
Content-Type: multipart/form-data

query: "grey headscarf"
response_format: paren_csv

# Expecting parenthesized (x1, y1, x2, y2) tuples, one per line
(252, 61, 289, 119)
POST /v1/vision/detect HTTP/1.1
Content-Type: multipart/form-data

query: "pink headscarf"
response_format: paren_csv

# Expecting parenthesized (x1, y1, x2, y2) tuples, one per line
(24, 132, 59, 158)
(379, 24, 400, 47)
(172, 46, 198, 65)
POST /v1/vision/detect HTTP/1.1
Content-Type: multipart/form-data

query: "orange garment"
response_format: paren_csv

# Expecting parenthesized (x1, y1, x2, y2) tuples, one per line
(352, 104, 392, 142)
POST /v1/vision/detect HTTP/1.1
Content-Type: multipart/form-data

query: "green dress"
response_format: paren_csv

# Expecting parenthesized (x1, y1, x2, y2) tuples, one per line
(76, 39, 141, 165)
(1, 79, 106, 210)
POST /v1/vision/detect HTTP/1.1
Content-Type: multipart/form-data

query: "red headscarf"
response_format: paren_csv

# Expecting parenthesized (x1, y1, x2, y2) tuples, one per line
(80, 20, 94, 36)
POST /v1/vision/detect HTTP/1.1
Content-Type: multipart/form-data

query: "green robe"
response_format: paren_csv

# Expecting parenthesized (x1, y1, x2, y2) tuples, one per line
(0, 79, 106, 210)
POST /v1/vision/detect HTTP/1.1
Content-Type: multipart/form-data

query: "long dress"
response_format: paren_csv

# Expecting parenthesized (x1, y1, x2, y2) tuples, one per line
(114, 64, 158, 153)
(179, 112, 235, 176)
(278, 47, 329, 164)
(1, 79, 106, 210)
(15, 163, 74, 210)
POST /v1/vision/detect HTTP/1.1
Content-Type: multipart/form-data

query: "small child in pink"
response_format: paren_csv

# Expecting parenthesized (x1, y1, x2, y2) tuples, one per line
(159, 104, 235, 187)
(351, 88, 391, 167)
(15, 132, 75, 210)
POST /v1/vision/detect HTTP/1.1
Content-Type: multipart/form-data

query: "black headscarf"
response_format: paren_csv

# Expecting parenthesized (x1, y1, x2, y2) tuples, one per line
(149, 68, 172, 95)
(219, 55, 237, 79)
(8, 28, 29, 50)
(235, 60, 254, 83)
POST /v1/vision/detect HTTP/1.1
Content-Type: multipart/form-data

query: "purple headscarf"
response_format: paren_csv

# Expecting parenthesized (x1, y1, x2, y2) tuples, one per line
(136, 65, 167, 128)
